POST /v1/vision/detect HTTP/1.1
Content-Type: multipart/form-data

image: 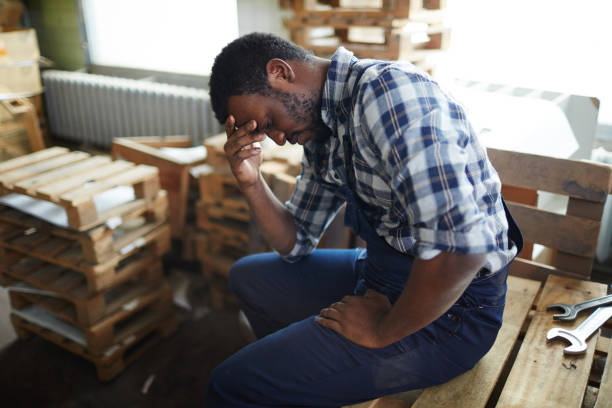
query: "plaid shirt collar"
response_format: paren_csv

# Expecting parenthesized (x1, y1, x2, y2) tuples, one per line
(321, 47, 358, 132)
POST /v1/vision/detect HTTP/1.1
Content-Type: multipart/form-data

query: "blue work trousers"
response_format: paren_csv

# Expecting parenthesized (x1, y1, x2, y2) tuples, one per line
(206, 249, 509, 407)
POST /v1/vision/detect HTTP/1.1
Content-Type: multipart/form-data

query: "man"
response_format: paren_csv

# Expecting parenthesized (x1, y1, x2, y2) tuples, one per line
(206, 32, 522, 407)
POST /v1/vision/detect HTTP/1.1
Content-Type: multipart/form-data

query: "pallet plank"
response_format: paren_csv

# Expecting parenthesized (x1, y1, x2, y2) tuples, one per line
(35, 160, 135, 201)
(594, 335, 612, 408)
(496, 275, 607, 407)
(0, 146, 68, 173)
(507, 202, 600, 258)
(59, 165, 159, 206)
(0, 151, 90, 188)
(13, 156, 112, 194)
(487, 148, 612, 203)
(8, 263, 163, 327)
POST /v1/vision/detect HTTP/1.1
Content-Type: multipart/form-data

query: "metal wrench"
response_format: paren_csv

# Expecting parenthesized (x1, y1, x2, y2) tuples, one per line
(546, 293, 612, 321)
(546, 306, 612, 354)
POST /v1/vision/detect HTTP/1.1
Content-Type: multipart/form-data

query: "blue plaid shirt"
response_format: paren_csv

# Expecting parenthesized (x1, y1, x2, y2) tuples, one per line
(283, 47, 516, 274)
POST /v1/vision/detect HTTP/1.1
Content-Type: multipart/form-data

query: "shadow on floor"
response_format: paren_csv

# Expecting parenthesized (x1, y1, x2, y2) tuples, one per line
(0, 267, 249, 408)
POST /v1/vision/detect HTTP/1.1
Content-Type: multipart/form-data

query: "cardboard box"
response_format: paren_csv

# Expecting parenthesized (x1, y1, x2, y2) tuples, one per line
(0, 29, 41, 96)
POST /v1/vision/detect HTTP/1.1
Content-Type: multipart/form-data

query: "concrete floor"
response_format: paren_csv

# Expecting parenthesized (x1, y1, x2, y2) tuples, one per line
(1, 252, 611, 408)
(0, 261, 249, 408)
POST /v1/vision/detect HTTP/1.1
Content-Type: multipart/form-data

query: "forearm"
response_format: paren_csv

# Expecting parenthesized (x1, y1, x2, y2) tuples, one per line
(379, 252, 486, 345)
(242, 172, 297, 255)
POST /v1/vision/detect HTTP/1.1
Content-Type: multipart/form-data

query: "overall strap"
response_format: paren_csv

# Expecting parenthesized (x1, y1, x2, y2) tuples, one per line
(342, 63, 377, 187)
(501, 198, 524, 255)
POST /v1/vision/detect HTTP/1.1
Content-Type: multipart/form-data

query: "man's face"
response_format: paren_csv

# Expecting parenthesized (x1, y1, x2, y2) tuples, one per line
(227, 89, 331, 146)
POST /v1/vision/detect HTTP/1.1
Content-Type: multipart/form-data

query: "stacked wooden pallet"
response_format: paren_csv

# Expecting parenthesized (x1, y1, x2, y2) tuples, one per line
(111, 136, 208, 253)
(283, 0, 449, 74)
(0, 147, 177, 381)
(192, 134, 250, 309)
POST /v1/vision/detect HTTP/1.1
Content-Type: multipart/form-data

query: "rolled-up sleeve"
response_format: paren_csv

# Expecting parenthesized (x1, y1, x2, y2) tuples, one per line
(359, 70, 499, 259)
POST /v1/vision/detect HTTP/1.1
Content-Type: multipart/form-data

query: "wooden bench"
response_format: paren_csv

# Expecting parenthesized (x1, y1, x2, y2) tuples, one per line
(345, 147, 612, 408)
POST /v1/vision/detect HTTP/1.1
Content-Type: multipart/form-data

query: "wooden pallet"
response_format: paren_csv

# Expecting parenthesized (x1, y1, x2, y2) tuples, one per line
(10, 281, 174, 357)
(198, 171, 249, 210)
(287, 23, 450, 62)
(195, 201, 249, 244)
(206, 273, 237, 311)
(111, 136, 206, 238)
(344, 275, 612, 408)
(11, 308, 178, 382)
(195, 231, 247, 278)
(3, 260, 164, 327)
(0, 216, 170, 280)
(196, 197, 249, 226)
(0, 147, 161, 230)
(202, 133, 231, 169)
(0, 190, 167, 264)
(0, 225, 170, 295)
(285, 0, 446, 20)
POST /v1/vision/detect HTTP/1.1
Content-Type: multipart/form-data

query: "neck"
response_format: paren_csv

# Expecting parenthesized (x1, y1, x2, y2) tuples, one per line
(297, 56, 330, 103)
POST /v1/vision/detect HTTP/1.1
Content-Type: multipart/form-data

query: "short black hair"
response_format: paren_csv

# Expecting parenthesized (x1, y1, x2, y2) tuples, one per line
(208, 32, 312, 124)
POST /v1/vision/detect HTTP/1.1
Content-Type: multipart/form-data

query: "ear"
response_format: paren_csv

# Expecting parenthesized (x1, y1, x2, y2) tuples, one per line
(266, 58, 295, 90)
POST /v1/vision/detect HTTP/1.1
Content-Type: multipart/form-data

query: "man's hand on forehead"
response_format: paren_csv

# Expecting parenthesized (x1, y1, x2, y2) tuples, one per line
(225, 115, 259, 137)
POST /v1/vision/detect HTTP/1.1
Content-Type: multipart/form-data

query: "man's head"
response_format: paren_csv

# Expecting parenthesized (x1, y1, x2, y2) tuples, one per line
(209, 32, 331, 146)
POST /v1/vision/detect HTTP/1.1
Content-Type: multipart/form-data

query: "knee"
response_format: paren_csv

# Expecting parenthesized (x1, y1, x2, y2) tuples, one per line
(207, 362, 239, 406)
(228, 254, 257, 297)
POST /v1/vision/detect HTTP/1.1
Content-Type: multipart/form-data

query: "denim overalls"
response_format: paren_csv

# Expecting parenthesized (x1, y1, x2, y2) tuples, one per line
(207, 171, 522, 407)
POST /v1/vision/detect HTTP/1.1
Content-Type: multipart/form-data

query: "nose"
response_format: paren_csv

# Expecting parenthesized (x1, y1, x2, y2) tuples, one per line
(267, 129, 286, 146)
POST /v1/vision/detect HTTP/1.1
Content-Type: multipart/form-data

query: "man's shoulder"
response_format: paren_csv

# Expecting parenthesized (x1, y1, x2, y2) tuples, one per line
(352, 59, 440, 100)
(355, 59, 429, 80)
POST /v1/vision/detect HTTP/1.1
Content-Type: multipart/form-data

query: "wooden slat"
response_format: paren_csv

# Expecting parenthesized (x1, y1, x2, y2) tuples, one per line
(113, 135, 192, 149)
(595, 336, 612, 408)
(507, 202, 600, 257)
(487, 148, 612, 203)
(35, 160, 134, 200)
(59, 165, 158, 206)
(508, 257, 586, 282)
(412, 276, 540, 407)
(0, 146, 68, 173)
(554, 251, 594, 277)
(13, 156, 111, 194)
(0, 151, 90, 187)
(566, 197, 606, 221)
(496, 276, 607, 407)
(112, 137, 188, 165)
(535, 275, 606, 313)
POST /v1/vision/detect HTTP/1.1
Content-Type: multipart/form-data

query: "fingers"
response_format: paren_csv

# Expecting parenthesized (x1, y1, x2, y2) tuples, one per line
(316, 315, 342, 332)
(224, 119, 266, 158)
(320, 307, 340, 318)
(316, 308, 342, 332)
(224, 115, 235, 137)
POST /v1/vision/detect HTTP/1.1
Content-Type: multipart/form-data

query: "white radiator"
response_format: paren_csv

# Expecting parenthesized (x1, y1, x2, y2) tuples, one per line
(42, 70, 222, 148)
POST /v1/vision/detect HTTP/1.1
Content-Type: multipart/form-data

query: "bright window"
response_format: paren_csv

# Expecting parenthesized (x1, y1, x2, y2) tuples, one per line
(437, 0, 612, 124)
(81, 0, 239, 75)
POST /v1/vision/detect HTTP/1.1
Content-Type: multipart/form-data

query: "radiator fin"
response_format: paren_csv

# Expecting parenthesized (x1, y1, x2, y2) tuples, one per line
(42, 70, 222, 148)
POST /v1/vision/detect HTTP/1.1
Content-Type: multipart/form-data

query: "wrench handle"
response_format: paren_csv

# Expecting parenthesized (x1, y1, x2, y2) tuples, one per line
(574, 306, 612, 339)
(574, 294, 612, 312)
